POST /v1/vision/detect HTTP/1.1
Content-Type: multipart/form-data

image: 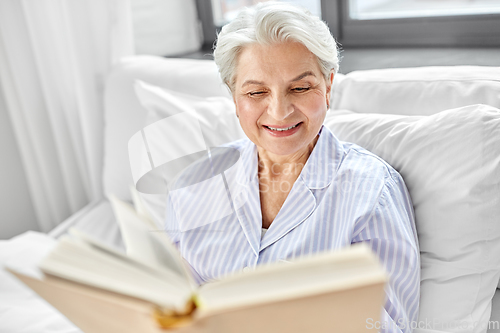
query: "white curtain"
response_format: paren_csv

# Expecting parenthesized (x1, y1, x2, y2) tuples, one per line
(0, 0, 133, 232)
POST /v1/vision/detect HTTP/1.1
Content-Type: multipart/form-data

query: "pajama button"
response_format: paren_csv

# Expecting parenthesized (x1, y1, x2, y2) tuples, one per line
(243, 266, 250, 273)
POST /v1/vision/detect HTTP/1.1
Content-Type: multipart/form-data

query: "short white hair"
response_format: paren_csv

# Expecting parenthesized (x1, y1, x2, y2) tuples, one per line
(213, 1, 339, 91)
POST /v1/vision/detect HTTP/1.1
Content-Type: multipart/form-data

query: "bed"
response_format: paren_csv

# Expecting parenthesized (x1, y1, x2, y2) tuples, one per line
(1, 56, 499, 333)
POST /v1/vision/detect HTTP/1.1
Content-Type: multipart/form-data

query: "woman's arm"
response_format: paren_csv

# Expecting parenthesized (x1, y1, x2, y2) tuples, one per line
(352, 175, 420, 333)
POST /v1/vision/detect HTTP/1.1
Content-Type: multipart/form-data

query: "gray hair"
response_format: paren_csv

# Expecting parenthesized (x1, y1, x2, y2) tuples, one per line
(213, 1, 339, 92)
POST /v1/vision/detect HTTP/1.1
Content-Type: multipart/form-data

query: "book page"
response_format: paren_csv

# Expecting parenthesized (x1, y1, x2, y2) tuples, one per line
(109, 194, 195, 287)
(10, 270, 189, 333)
(39, 235, 193, 312)
(197, 245, 386, 313)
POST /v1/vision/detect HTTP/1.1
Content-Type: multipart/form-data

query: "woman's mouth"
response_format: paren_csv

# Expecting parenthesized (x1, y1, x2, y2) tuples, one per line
(264, 123, 300, 131)
(263, 122, 302, 136)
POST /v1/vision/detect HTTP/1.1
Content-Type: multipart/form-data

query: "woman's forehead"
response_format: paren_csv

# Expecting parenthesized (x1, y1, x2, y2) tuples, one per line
(235, 42, 322, 85)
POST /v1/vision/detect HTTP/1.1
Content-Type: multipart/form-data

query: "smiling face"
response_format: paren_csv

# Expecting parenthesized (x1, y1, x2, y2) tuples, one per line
(232, 42, 333, 160)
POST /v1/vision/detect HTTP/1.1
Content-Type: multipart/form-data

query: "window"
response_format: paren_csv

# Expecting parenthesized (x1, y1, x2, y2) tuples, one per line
(349, 0, 500, 20)
(340, 0, 500, 46)
(211, 0, 322, 26)
(196, 0, 500, 47)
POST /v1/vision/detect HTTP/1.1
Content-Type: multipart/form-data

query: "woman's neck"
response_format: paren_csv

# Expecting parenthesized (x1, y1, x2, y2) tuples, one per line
(257, 135, 318, 180)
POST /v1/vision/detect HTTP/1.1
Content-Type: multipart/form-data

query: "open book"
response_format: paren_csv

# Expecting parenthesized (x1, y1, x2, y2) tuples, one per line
(10, 192, 388, 333)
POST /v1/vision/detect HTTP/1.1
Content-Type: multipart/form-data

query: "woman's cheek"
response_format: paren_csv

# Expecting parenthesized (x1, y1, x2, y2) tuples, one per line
(296, 94, 326, 115)
(237, 98, 261, 120)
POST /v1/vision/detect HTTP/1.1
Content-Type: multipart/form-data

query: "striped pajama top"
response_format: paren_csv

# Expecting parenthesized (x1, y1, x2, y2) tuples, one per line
(165, 126, 420, 333)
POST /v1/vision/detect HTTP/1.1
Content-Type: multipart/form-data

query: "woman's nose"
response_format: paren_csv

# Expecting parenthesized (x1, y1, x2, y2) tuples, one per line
(267, 94, 293, 121)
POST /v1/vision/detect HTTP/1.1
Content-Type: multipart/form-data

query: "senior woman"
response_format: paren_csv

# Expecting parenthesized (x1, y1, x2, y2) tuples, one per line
(165, 2, 419, 332)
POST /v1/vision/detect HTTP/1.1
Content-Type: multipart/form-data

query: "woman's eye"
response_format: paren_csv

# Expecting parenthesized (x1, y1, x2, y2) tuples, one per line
(249, 91, 265, 96)
(292, 87, 310, 92)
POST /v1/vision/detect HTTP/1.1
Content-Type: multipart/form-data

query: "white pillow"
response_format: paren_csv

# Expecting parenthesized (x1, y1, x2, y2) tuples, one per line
(103, 56, 231, 201)
(324, 105, 500, 333)
(131, 81, 245, 227)
(331, 66, 500, 116)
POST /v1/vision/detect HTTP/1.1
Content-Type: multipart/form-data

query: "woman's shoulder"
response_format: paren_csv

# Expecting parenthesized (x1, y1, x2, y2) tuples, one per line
(322, 127, 399, 183)
(331, 140, 411, 209)
(337, 139, 403, 186)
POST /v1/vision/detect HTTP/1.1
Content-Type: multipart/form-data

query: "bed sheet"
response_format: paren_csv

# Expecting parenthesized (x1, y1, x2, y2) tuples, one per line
(0, 200, 119, 333)
(0, 232, 81, 333)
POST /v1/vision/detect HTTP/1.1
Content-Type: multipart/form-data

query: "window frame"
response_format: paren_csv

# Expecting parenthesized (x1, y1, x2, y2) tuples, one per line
(337, 0, 500, 47)
(196, 0, 500, 47)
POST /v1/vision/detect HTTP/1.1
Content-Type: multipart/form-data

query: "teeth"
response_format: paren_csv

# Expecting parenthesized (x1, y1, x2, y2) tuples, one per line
(267, 124, 299, 131)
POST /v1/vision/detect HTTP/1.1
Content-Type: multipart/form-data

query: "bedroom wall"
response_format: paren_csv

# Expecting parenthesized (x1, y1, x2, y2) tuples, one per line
(0, 82, 39, 239)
